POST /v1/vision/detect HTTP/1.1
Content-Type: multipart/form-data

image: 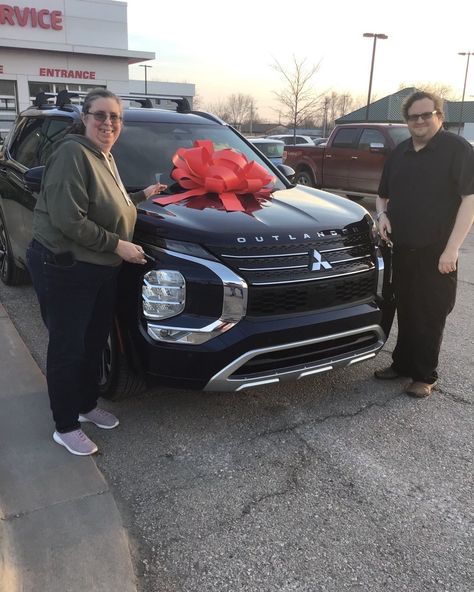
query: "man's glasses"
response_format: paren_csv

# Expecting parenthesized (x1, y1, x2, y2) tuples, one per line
(86, 111, 123, 123)
(406, 110, 439, 123)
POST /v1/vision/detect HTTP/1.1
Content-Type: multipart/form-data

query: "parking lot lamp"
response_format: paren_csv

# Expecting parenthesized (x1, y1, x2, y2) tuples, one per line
(458, 52, 474, 135)
(363, 33, 388, 122)
(139, 64, 152, 94)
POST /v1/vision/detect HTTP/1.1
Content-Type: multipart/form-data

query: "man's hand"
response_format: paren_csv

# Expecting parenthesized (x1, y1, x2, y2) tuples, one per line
(438, 248, 458, 274)
(377, 212, 392, 243)
(114, 240, 147, 265)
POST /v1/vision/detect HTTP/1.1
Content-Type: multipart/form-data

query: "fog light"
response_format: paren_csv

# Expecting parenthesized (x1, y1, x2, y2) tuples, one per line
(142, 270, 185, 320)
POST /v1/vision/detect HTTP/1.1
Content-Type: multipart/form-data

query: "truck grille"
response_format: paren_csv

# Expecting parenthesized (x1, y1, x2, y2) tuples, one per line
(207, 228, 376, 314)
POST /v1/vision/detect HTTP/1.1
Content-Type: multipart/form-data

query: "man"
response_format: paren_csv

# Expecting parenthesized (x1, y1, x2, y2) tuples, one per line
(375, 90, 474, 397)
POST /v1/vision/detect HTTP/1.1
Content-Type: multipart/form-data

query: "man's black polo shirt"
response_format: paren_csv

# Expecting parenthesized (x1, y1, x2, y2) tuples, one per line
(378, 129, 474, 248)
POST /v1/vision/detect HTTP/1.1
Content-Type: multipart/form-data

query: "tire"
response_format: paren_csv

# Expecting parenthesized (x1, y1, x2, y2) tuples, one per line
(0, 209, 30, 286)
(294, 169, 315, 187)
(98, 322, 147, 401)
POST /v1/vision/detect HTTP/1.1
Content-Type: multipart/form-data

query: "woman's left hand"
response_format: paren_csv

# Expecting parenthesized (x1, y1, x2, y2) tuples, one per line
(143, 182, 168, 198)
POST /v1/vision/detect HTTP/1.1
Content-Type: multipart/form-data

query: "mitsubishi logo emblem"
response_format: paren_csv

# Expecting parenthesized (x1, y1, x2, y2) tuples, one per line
(310, 249, 332, 271)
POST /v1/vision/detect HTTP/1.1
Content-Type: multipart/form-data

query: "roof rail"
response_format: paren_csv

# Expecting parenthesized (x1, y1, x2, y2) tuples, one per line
(32, 91, 81, 113)
(33, 91, 191, 113)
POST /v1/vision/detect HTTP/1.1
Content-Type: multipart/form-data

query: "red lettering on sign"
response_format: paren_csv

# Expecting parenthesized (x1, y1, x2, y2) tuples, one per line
(0, 4, 63, 29)
(0, 5, 15, 25)
(0, 64, 4, 73)
(30, 7, 37, 26)
(13, 6, 29, 26)
(37, 8, 49, 28)
(50, 10, 61, 30)
(38, 67, 97, 80)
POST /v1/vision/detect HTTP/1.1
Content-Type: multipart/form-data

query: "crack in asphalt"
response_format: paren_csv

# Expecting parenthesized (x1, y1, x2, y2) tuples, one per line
(251, 392, 406, 442)
(436, 387, 472, 405)
(240, 448, 310, 517)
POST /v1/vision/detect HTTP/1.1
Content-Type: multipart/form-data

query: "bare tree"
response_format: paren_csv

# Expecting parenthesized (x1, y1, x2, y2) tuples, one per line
(205, 100, 231, 121)
(272, 55, 325, 139)
(227, 93, 257, 130)
(204, 94, 258, 130)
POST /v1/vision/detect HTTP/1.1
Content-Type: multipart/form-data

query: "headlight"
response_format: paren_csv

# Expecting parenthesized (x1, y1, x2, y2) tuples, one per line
(142, 270, 185, 320)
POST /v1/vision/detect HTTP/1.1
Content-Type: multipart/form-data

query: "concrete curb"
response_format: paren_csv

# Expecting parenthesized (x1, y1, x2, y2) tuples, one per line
(0, 302, 137, 592)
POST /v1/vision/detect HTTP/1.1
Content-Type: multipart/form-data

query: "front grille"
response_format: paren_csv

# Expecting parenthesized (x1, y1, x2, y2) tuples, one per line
(206, 226, 377, 314)
(247, 272, 375, 316)
(207, 229, 375, 286)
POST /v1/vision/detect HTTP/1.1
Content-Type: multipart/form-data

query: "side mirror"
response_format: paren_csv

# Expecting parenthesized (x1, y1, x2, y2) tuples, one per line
(276, 164, 295, 182)
(369, 142, 386, 153)
(24, 165, 45, 193)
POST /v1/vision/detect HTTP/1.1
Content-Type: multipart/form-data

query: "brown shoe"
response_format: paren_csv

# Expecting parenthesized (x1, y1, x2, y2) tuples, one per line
(405, 380, 437, 398)
(374, 366, 403, 380)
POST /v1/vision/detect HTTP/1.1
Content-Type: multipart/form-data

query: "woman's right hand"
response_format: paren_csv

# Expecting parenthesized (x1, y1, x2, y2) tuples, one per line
(114, 240, 146, 265)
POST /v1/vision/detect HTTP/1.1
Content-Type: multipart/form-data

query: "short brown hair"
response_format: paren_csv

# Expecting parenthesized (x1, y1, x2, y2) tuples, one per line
(402, 91, 444, 120)
(71, 88, 123, 135)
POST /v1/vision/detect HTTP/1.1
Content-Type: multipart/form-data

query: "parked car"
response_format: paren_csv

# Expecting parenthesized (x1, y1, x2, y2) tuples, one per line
(267, 134, 315, 146)
(312, 137, 328, 146)
(284, 123, 411, 200)
(0, 93, 390, 398)
(249, 137, 286, 165)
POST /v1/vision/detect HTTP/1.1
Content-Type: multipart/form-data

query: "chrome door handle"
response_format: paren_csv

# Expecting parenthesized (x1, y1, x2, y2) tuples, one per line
(351, 156, 358, 160)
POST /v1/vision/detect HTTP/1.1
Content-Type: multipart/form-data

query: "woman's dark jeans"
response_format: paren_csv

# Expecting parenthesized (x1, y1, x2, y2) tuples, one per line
(27, 240, 120, 433)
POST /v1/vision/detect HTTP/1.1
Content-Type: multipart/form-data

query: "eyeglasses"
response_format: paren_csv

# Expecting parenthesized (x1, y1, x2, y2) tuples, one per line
(406, 110, 439, 123)
(86, 111, 123, 123)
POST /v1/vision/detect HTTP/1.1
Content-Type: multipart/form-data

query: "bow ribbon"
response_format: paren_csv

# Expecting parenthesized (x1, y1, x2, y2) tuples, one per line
(153, 139, 275, 212)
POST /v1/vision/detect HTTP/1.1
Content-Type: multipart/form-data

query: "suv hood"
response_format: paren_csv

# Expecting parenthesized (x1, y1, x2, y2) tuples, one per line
(136, 185, 371, 245)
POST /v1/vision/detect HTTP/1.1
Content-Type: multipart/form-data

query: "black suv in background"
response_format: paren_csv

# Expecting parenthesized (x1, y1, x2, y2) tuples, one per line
(0, 94, 388, 398)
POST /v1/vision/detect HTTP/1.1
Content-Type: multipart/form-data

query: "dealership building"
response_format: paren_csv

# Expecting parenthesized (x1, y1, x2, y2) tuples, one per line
(0, 0, 195, 132)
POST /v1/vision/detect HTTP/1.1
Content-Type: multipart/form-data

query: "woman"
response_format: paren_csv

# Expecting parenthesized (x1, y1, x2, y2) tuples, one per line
(27, 88, 166, 456)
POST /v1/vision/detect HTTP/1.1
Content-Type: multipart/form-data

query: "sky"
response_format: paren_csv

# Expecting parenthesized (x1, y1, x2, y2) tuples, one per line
(125, 0, 474, 121)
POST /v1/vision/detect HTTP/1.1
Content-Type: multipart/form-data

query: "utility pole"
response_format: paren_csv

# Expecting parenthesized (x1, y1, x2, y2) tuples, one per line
(458, 52, 474, 135)
(139, 64, 152, 94)
(363, 33, 388, 122)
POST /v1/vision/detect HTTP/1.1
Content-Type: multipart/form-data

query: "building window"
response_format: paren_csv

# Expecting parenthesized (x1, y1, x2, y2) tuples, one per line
(29, 82, 105, 105)
(0, 80, 17, 111)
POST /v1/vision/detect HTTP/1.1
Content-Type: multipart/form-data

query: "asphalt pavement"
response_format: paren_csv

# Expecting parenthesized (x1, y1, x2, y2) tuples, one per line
(0, 224, 472, 592)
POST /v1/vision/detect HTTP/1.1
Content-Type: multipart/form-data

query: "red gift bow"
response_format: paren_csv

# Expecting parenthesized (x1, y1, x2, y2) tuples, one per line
(152, 139, 275, 212)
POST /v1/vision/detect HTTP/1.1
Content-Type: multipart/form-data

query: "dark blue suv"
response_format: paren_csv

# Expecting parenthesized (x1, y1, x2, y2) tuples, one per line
(0, 94, 389, 398)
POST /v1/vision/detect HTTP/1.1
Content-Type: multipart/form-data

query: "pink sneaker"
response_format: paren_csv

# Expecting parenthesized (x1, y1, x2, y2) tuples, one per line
(79, 407, 119, 429)
(53, 429, 98, 456)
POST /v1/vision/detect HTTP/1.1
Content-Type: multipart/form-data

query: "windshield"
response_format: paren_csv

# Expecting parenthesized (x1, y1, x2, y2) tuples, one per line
(112, 121, 286, 192)
(388, 127, 411, 146)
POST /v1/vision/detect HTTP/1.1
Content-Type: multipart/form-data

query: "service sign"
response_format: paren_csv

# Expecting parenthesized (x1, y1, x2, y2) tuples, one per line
(0, 4, 63, 30)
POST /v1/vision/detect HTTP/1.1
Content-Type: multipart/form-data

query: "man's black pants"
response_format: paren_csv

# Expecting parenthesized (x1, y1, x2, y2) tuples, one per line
(27, 240, 120, 433)
(391, 244, 457, 384)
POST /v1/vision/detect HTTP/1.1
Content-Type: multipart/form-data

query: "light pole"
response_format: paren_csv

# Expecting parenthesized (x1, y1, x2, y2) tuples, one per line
(139, 64, 152, 94)
(458, 52, 474, 135)
(363, 33, 388, 122)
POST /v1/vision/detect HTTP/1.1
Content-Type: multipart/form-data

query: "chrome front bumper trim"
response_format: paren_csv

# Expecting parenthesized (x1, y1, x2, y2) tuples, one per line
(142, 245, 248, 344)
(204, 324, 385, 392)
(375, 247, 385, 299)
